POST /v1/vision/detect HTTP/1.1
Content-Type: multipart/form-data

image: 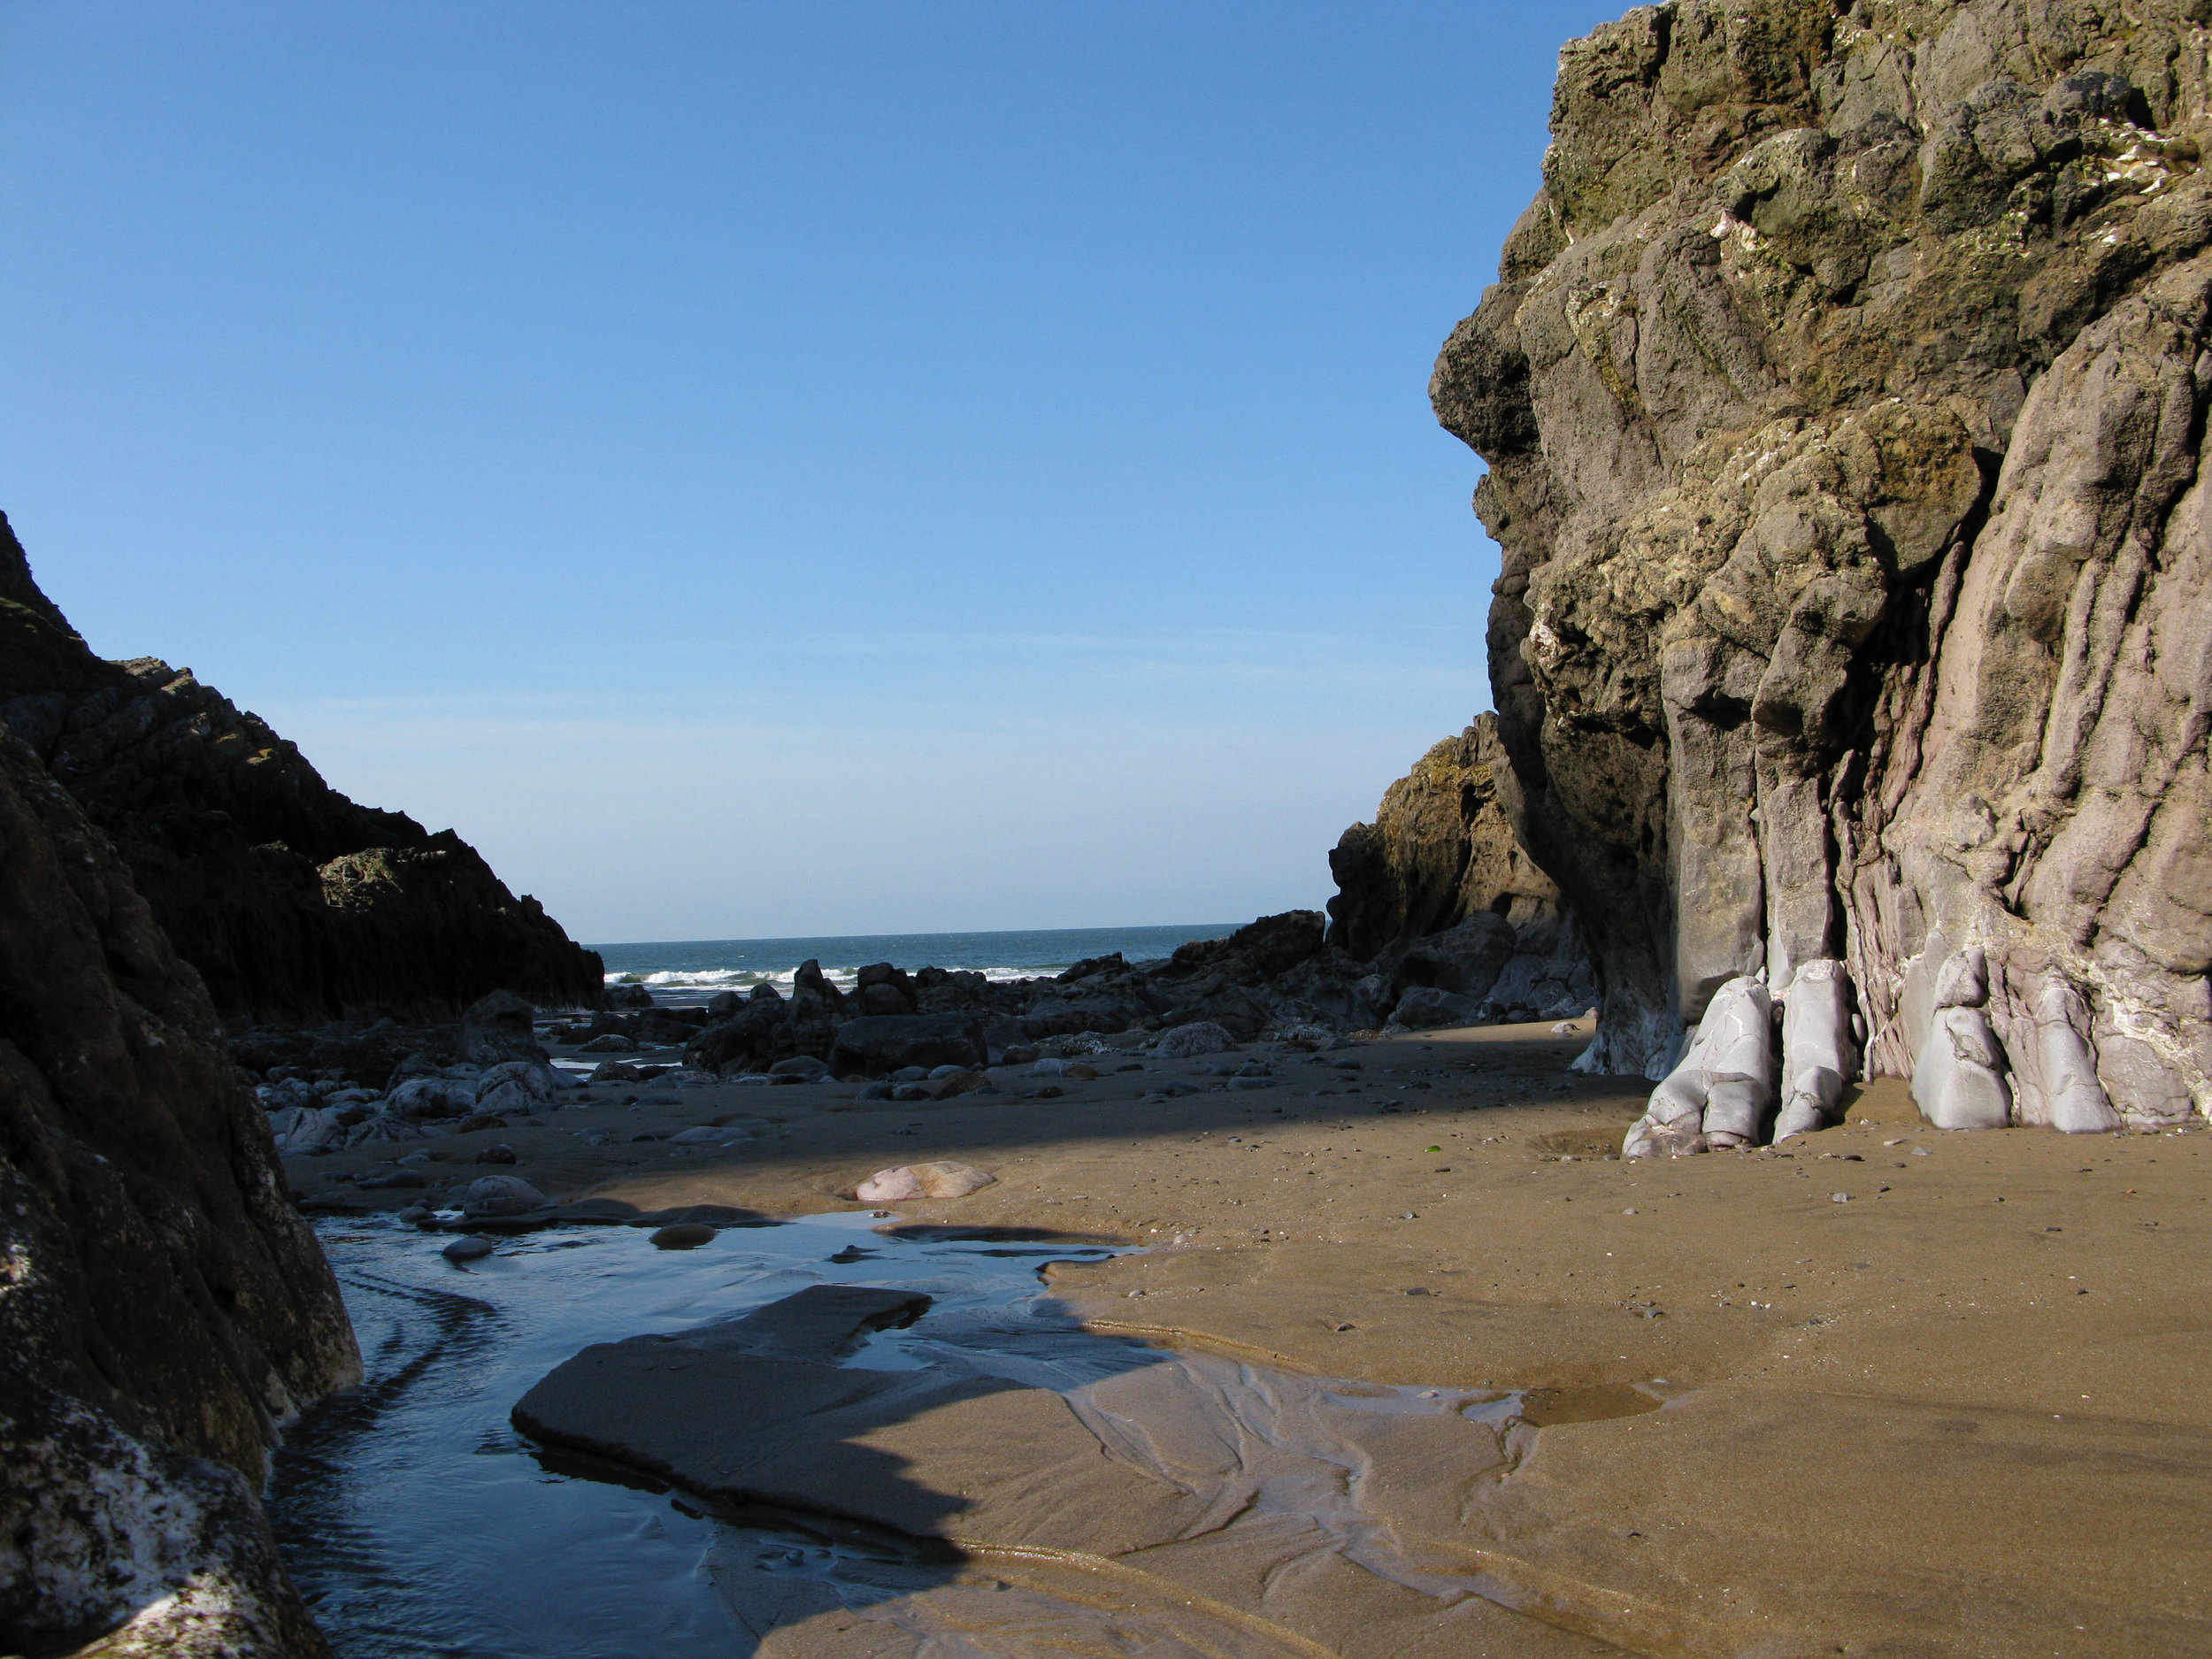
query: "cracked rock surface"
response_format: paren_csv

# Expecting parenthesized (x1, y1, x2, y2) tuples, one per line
(1437, 0, 2212, 1127)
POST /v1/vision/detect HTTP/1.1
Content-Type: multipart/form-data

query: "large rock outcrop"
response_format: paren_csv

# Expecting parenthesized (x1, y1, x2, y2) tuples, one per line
(1438, 0, 2212, 1129)
(0, 726, 359, 1655)
(0, 515, 603, 1020)
(1325, 713, 1563, 958)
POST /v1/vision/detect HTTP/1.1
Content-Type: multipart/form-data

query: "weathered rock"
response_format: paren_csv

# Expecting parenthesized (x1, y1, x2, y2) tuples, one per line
(1166, 910, 1326, 982)
(828, 1014, 988, 1079)
(1389, 987, 1489, 1031)
(387, 1076, 478, 1120)
(1436, 1, 2212, 1128)
(461, 1175, 549, 1217)
(0, 517, 601, 1022)
(1154, 1021, 1235, 1059)
(855, 1162, 996, 1202)
(1625, 977, 1775, 1156)
(0, 727, 357, 1655)
(1327, 714, 1566, 957)
(1776, 958, 1854, 1141)
(461, 991, 545, 1066)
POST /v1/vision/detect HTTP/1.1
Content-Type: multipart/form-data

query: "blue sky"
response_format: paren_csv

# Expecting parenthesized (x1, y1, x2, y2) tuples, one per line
(0, 1, 1620, 943)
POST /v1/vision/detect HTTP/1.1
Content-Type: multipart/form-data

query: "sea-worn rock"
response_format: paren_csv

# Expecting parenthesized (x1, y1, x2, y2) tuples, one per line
(462, 991, 545, 1065)
(1328, 715, 1566, 957)
(649, 1223, 717, 1250)
(0, 726, 357, 1655)
(1153, 1020, 1235, 1058)
(854, 1162, 996, 1202)
(0, 516, 602, 1021)
(1389, 987, 1489, 1031)
(1434, 0, 2212, 1128)
(460, 1175, 549, 1217)
(828, 1014, 988, 1079)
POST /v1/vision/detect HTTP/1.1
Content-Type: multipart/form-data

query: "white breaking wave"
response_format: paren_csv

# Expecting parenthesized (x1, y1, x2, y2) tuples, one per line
(605, 963, 1050, 994)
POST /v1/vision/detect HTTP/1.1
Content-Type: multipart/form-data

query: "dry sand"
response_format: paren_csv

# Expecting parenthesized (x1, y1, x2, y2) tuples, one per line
(295, 1019, 2212, 1655)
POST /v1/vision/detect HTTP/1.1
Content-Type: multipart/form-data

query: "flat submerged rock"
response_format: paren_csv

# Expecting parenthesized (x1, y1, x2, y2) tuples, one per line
(508, 1280, 1639, 1657)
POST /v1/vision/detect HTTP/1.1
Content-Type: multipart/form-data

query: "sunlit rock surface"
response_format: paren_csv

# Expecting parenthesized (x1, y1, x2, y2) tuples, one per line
(1437, 0, 2212, 1124)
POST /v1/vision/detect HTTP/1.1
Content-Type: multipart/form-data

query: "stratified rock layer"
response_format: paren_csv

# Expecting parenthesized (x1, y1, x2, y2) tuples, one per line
(1438, 0, 2212, 1124)
(0, 727, 359, 1655)
(0, 514, 603, 1020)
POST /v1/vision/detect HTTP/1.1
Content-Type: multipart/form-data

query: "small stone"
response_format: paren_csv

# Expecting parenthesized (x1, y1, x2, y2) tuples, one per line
(442, 1235, 495, 1263)
(473, 1143, 517, 1165)
(669, 1125, 746, 1145)
(1831, 1192, 1853, 1203)
(650, 1223, 717, 1250)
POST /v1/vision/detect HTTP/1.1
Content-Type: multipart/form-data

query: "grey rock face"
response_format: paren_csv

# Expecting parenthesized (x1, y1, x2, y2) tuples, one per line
(1438, 0, 2212, 1126)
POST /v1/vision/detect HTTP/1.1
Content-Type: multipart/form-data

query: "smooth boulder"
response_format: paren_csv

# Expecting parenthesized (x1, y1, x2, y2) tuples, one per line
(855, 1162, 995, 1202)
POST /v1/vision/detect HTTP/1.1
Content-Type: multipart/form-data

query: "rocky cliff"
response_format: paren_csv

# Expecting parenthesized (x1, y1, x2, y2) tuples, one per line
(1438, 0, 2212, 1131)
(1325, 712, 1567, 959)
(0, 514, 603, 1021)
(0, 726, 359, 1655)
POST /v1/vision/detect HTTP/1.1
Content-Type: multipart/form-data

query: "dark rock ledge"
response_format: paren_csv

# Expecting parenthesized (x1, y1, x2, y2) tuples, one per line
(0, 726, 358, 1657)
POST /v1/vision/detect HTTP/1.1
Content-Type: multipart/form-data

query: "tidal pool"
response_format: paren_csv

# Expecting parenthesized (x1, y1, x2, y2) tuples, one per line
(270, 1213, 1649, 1657)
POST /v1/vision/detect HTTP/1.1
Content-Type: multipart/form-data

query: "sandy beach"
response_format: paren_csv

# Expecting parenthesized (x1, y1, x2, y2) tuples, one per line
(290, 1021, 2212, 1655)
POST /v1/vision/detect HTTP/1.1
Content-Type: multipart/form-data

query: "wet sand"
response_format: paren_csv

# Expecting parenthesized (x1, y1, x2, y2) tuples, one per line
(293, 1019, 2212, 1655)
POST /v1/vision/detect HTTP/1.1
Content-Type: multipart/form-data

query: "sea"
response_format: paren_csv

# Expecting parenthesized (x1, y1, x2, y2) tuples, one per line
(592, 924, 1242, 1009)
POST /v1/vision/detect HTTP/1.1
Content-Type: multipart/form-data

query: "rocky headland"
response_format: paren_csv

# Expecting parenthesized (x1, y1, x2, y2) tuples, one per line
(1435, 0, 2212, 1149)
(0, 515, 602, 1023)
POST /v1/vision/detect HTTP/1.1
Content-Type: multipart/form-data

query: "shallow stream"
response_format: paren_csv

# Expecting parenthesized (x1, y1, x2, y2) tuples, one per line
(271, 1214, 1644, 1657)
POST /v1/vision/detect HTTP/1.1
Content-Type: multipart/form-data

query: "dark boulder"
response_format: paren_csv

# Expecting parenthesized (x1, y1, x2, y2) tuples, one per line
(1166, 911, 1326, 984)
(686, 998, 802, 1074)
(462, 989, 545, 1064)
(856, 963, 918, 1016)
(828, 1014, 988, 1079)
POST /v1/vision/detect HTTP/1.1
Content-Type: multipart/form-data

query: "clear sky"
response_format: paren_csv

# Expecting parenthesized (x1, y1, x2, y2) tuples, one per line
(0, 1, 1621, 944)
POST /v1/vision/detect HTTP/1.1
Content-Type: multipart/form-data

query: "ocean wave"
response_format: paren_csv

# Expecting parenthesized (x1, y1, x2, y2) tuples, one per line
(606, 962, 1055, 994)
